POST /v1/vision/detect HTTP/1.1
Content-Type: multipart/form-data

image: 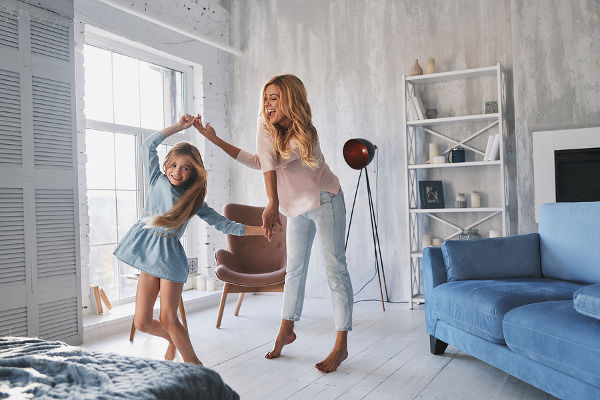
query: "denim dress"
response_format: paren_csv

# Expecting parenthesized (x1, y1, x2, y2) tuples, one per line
(113, 132, 245, 283)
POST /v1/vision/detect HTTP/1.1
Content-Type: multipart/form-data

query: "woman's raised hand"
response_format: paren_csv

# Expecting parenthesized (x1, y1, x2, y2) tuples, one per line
(192, 114, 218, 142)
(177, 114, 195, 130)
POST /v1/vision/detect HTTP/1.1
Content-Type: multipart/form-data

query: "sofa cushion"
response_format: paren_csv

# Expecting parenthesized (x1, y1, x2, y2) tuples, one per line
(430, 278, 582, 343)
(538, 201, 600, 284)
(441, 233, 541, 282)
(504, 300, 600, 388)
(573, 283, 600, 320)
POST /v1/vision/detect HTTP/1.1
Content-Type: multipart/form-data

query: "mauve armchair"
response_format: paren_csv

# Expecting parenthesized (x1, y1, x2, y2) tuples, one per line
(214, 203, 287, 328)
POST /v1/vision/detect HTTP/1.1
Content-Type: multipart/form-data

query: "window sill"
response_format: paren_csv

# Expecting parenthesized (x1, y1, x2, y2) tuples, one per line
(83, 289, 225, 343)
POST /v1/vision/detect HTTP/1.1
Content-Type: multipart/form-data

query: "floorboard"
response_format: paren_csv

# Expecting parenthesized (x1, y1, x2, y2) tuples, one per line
(83, 294, 557, 400)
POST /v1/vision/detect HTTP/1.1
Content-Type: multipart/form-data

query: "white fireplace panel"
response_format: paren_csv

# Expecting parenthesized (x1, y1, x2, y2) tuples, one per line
(532, 127, 600, 221)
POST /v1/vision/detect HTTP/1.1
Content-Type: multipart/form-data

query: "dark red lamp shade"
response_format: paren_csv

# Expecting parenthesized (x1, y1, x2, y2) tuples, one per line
(343, 138, 377, 170)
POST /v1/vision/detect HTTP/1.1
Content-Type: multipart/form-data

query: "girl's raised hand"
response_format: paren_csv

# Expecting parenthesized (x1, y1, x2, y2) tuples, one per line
(177, 114, 195, 130)
(192, 114, 218, 142)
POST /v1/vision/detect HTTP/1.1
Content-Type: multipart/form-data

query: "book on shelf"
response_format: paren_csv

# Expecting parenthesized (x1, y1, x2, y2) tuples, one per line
(412, 95, 425, 120)
(485, 134, 500, 160)
(407, 97, 418, 121)
(483, 135, 495, 160)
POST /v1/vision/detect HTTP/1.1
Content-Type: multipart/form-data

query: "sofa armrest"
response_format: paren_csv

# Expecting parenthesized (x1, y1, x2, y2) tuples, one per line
(423, 247, 447, 334)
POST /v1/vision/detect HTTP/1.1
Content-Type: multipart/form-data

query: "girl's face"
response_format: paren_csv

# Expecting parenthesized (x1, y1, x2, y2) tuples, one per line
(264, 84, 291, 129)
(166, 154, 193, 186)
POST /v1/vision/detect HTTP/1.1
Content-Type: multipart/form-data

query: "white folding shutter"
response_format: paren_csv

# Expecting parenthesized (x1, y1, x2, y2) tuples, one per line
(0, 0, 28, 338)
(0, 0, 81, 344)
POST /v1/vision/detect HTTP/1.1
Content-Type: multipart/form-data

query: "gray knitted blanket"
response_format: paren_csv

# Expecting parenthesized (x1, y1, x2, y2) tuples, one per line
(0, 337, 239, 399)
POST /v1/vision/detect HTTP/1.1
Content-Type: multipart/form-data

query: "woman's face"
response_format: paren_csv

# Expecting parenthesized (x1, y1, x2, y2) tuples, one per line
(264, 84, 291, 128)
(166, 154, 192, 186)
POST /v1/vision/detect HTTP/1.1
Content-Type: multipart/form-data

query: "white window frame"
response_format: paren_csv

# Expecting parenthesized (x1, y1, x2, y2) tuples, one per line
(83, 30, 199, 301)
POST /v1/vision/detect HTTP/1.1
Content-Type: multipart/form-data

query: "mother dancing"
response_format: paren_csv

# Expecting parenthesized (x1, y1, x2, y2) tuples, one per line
(193, 74, 353, 373)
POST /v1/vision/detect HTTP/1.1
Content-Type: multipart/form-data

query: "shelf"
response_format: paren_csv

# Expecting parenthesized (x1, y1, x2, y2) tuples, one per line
(410, 207, 503, 213)
(407, 113, 499, 126)
(403, 64, 506, 309)
(411, 294, 425, 304)
(405, 65, 498, 84)
(408, 160, 500, 169)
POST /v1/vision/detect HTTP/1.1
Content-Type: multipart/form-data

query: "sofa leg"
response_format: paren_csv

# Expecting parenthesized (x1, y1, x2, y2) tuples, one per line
(430, 335, 448, 355)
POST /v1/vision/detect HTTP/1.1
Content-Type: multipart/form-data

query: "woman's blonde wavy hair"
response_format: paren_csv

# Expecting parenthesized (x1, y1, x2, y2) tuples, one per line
(150, 142, 207, 234)
(260, 74, 319, 169)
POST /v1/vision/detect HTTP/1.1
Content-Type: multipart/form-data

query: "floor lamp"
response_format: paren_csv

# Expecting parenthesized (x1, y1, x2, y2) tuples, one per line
(343, 138, 390, 311)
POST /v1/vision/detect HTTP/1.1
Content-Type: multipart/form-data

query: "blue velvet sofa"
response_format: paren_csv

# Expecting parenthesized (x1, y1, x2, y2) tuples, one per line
(423, 202, 600, 399)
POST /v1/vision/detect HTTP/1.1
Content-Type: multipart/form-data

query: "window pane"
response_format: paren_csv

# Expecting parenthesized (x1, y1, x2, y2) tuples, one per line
(114, 133, 136, 190)
(88, 189, 117, 245)
(157, 144, 169, 169)
(118, 261, 138, 299)
(86, 130, 115, 190)
(83, 45, 113, 123)
(164, 68, 183, 127)
(140, 61, 164, 130)
(89, 244, 118, 301)
(113, 53, 140, 127)
(116, 190, 137, 241)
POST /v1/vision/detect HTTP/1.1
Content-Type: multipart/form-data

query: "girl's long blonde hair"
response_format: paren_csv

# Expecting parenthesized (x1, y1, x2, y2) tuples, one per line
(151, 142, 207, 234)
(260, 74, 319, 169)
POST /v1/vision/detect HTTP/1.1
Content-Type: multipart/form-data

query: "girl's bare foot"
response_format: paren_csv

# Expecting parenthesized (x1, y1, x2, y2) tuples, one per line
(315, 348, 348, 373)
(165, 342, 176, 361)
(265, 320, 296, 359)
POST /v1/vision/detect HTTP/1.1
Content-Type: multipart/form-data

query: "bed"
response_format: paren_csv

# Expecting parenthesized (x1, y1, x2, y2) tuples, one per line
(0, 337, 239, 399)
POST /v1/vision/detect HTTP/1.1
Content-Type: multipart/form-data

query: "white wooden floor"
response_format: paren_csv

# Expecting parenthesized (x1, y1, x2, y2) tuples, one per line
(83, 294, 556, 400)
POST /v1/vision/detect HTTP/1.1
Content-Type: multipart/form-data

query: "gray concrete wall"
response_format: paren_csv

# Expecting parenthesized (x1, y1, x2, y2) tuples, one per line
(511, 0, 600, 233)
(229, 0, 514, 302)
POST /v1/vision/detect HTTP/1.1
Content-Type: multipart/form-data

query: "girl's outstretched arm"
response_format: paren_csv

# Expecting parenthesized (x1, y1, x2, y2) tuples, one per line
(142, 114, 193, 185)
(196, 202, 266, 237)
(244, 225, 267, 236)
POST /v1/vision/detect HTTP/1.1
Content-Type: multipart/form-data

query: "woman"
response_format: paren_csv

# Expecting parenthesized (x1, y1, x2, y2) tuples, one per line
(193, 74, 353, 373)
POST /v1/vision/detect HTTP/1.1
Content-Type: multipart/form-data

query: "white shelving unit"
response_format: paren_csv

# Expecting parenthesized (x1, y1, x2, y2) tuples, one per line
(402, 64, 508, 309)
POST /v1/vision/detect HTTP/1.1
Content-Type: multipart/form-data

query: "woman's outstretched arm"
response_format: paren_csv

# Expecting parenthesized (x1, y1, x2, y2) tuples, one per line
(262, 170, 281, 241)
(192, 115, 240, 158)
(193, 114, 262, 169)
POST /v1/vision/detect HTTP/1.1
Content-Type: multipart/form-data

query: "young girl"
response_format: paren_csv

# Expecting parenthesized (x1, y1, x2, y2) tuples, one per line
(114, 114, 264, 364)
(193, 75, 353, 373)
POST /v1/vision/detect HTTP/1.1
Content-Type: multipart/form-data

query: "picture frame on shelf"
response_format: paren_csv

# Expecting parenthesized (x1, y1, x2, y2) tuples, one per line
(419, 180, 445, 209)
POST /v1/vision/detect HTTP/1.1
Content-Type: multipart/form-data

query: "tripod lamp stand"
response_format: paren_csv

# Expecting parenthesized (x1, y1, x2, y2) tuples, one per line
(343, 138, 389, 311)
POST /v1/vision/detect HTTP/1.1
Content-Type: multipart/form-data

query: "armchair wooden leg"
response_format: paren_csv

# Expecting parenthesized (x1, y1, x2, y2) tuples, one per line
(178, 297, 188, 332)
(234, 293, 244, 316)
(129, 319, 136, 342)
(216, 283, 229, 328)
(430, 335, 448, 355)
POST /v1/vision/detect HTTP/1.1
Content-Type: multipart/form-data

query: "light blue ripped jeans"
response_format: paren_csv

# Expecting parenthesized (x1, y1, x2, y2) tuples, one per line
(282, 188, 353, 331)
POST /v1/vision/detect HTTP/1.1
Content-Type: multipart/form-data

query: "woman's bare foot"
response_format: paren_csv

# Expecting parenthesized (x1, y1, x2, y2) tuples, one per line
(315, 330, 349, 373)
(265, 320, 296, 359)
(315, 348, 348, 373)
(165, 342, 176, 361)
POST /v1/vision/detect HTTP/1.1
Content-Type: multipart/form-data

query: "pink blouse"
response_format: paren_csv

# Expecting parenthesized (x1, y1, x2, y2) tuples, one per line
(236, 117, 340, 218)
